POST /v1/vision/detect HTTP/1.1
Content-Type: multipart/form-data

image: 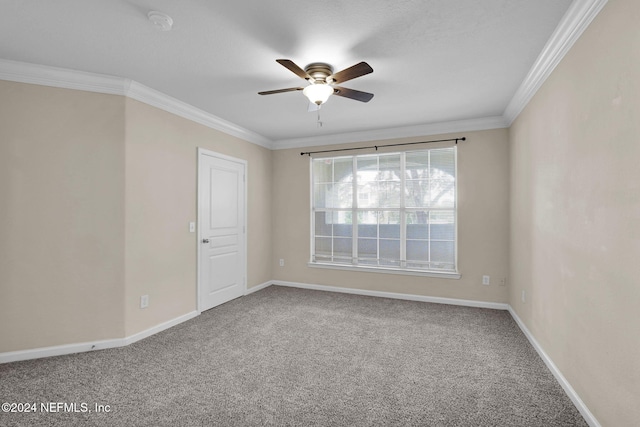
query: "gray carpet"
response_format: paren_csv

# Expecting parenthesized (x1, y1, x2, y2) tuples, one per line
(0, 285, 587, 426)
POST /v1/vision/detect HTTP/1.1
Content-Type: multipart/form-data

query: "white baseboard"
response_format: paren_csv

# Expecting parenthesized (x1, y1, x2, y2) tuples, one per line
(0, 310, 199, 364)
(507, 307, 601, 427)
(0, 278, 602, 427)
(273, 280, 599, 427)
(123, 310, 199, 346)
(0, 338, 125, 364)
(272, 280, 509, 310)
(245, 280, 274, 296)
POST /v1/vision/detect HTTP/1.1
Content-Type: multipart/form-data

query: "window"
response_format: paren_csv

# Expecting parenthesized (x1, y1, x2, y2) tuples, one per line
(311, 147, 457, 276)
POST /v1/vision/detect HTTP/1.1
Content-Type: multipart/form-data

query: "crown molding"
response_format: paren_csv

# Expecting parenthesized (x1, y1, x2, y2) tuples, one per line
(503, 0, 608, 124)
(0, 58, 127, 95)
(0, 0, 608, 153)
(0, 59, 273, 149)
(271, 0, 609, 150)
(272, 116, 509, 150)
(125, 81, 273, 149)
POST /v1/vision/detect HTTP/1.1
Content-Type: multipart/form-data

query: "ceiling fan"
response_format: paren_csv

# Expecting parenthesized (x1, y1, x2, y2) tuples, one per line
(258, 59, 374, 108)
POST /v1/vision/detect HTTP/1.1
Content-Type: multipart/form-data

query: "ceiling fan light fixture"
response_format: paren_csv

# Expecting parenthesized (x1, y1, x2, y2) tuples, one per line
(303, 83, 333, 105)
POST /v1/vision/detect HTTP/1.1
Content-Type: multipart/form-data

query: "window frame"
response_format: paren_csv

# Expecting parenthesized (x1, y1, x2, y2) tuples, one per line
(308, 147, 460, 279)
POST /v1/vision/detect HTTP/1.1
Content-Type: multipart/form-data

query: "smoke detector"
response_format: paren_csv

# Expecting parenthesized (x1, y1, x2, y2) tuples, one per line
(148, 11, 173, 31)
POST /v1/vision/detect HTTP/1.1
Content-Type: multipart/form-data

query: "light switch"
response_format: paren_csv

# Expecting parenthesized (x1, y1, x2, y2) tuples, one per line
(189, 221, 196, 233)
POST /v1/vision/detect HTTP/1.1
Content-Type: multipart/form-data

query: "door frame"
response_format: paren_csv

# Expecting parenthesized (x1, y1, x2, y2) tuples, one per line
(197, 147, 248, 313)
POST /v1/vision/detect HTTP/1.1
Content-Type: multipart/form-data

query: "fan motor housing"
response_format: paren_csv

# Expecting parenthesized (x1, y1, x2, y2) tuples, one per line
(305, 62, 333, 82)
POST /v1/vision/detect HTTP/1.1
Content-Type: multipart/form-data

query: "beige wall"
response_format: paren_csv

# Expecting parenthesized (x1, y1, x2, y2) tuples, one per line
(0, 81, 126, 352)
(2, 2, 637, 422)
(0, 82, 272, 350)
(123, 98, 272, 336)
(509, 0, 640, 425)
(272, 129, 510, 303)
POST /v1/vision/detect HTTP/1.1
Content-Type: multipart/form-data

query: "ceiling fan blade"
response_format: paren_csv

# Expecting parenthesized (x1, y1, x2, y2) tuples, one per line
(276, 59, 312, 80)
(332, 86, 374, 102)
(329, 62, 373, 84)
(258, 87, 304, 95)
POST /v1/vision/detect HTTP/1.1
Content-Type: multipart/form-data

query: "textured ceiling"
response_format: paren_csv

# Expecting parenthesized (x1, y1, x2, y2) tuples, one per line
(0, 0, 573, 144)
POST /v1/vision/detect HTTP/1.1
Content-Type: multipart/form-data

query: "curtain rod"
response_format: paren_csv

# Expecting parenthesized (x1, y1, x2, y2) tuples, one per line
(300, 137, 465, 156)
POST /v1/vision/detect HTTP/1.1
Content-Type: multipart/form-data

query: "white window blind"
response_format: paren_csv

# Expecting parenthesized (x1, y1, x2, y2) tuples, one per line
(311, 147, 457, 274)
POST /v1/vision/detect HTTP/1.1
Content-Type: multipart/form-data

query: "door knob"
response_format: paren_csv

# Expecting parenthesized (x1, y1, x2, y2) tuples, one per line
(202, 239, 210, 244)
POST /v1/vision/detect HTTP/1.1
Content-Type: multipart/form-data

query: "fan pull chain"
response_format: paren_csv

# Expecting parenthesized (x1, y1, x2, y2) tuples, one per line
(317, 105, 323, 128)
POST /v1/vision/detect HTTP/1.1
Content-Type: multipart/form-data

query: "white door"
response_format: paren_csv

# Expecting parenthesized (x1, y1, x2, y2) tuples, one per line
(198, 149, 246, 312)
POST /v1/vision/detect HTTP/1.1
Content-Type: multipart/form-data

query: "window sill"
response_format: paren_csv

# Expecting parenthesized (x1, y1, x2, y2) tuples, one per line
(307, 262, 461, 279)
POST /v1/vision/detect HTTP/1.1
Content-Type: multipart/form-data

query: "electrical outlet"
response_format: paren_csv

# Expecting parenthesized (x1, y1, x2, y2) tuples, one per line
(279, 259, 284, 267)
(482, 275, 490, 285)
(521, 290, 526, 303)
(140, 295, 149, 309)
(189, 221, 195, 233)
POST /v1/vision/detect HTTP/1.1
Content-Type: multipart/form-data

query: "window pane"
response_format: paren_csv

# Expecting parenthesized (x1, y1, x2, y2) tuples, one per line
(406, 223, 428, 240)
(357, 154, 400, 182)
(430, 149, 455, 178)
(405, 180, 430, 208)
(407, 240, 429, 262)
(314, 183, 329, 208)
(313, 158, 333, 183)
(406, 152, 429, 179)
(379, 211, 400, 238)
(357, 182, 377, 208)
(406, 211, 429, 239)
(314, 211, 333, 236)
(317, 183, 352, 208)
(378, 182, 401, 207)
(430, 179, 455, 208)
(357, 211, 378, 237)
(431, 241, 455, 264)
(314, 183, 353, 209)
(357, 238, 377, 258)
(334, 157, 353, 182)
(380, 239, 400, 261)
(358, 225, 378, 239)
(378, 154, 401, 181)
(334, 219, 353, 237)
(333, 237, 352, 258)
(356, 155, 377, 182)
(315, 237, 332, 257)
(431, 211, 454, 240)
